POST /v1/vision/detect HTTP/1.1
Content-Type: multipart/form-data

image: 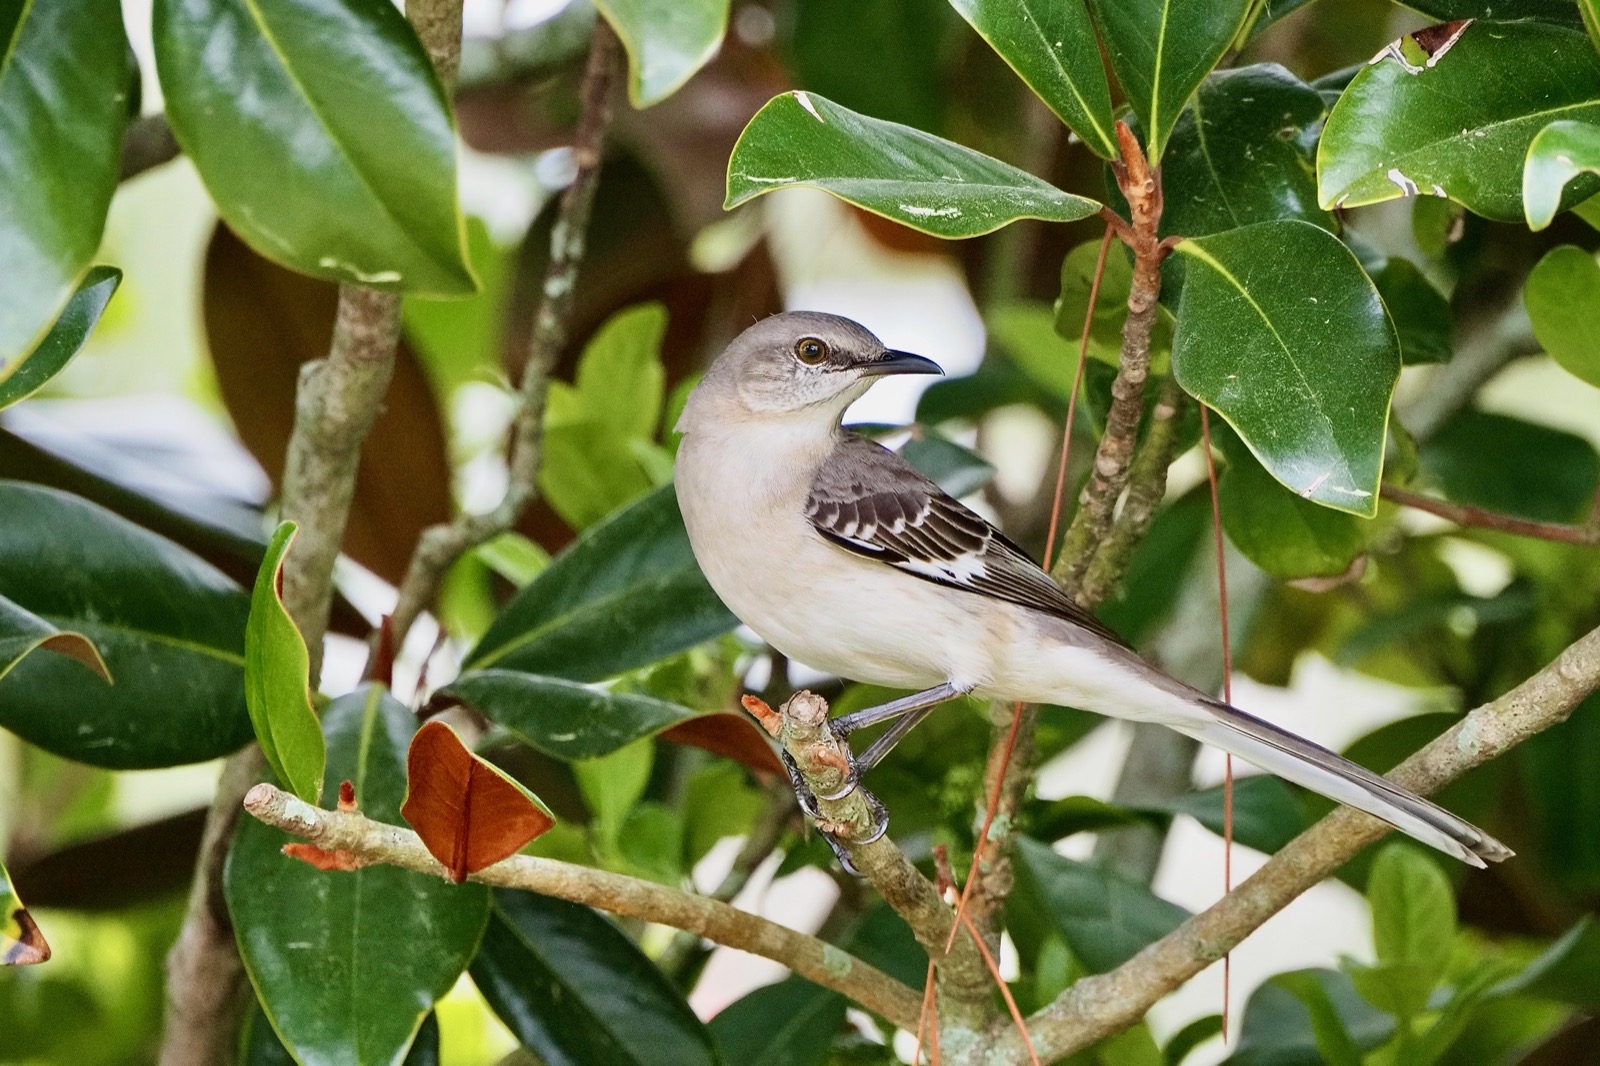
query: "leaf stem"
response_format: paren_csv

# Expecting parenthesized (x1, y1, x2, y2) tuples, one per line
(1381, 483, 1600, 545)
(385, 19, 623, 656)
(240, 781, 924, 1029)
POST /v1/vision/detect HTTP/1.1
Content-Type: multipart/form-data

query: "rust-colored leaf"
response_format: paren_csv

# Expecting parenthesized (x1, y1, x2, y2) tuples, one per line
(202, 223, 452, 585)
(662, 711, 783, 776)
(2, 906, 49, 966)
(400, 720, 555, 883)
(282, 843, 364, 872)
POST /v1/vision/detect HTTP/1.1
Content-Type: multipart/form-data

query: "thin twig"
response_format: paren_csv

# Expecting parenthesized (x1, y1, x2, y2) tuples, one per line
(987, 621, 1600, 1062)
(385, 20, 623, 655)
(239, 783, 923, 1028)
(1381, 483, 1600, 545)
(158, 5, 469, 1063)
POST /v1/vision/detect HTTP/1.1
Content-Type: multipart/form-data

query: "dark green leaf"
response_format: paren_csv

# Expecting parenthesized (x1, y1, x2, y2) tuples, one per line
(1224, 968, 1394, 1066)
(1493, 916, 1600, 1009)
(1525, 244, 1600, 388)
(1030, 794, 1157, 841)
(791, 0, 954, 133)
(1420, 409, 1600, 523)
(726, 92, 1101, 238)
(709, 976, 846, 1066)
(439, 670, 699, 760)
(1173, 220, 1401, 516)
(1219, 446, 1369, 579)
(227, 686, 489, 1066)
(0, 593, 109, 688)
(0, 0, 129, 363)
(1085, 0, 1253, 163)
(244, 523, 324, 805)
(916, 360, 1061, 424)
(1009, 837, 1189, 973)
(1518, 692, 1600, 895)
(595, 0, 729, 108)
(1163, 1014, 1223, 1065)
(465, 484, 736, 680)
(949, 0, 1118, 158)
(1398, 0, 1583, 27)
(1157, 65, 1333, 247)
(471, 889, 718, 1066)
(1318, 21, 1600, 223)
(153, 0, 474, 293)
(0, 482, 251, 768)
(1371, 257, 1451, 365)
(1143, 775, 1310, 855)
(0, 268, 121, 411)
(1525, 119, 1600, 229)
(1585, 0, 1600, 53)
(1346, 958, 1438, 1022)
(899, 434, 996, 497)
(244, 1008, 440, 1066)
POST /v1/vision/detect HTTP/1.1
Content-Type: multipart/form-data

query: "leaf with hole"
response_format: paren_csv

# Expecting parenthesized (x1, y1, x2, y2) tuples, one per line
(1525, 119, 1600, 230)
(401, 720, 555, 882)
(1525, 244, 1600, 389)
(1319, 20, 1600, 222)
(726, 92, 1100, 238)
(153, 0, 473, 293)
(0, 268, 121, 412)
(473, 889, 719, 1066)
(466, 484, 736, 680)
(1, 858, 48, 966)
(595, 0, 730, 108)
(1173, 220, 1400, 516)
(245, 522, 325, 805)
(0, 0, 129, 365)
(949, 0, 1117, 158)
(0, 482, 252, 767)
(227, 686, 489, 1066)
(1085, 0, 1253, 163)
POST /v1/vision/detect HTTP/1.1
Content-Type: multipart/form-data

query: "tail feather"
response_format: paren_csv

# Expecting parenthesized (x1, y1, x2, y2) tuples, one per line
(1180, 701, 1512, 868)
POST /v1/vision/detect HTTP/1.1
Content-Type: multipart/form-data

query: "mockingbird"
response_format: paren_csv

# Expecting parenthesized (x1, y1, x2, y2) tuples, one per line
(674, 311, 1511, 868)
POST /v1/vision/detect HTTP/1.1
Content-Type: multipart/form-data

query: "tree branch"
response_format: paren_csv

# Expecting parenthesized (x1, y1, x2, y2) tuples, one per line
(158, 5, 468, 1063)
(753, 691, 997, 1036)
(1381, 483, 1600, 546)
(386, 20, 622, 654)
(984, 621, 1600, 1063)
(240, 782, 924, 1029)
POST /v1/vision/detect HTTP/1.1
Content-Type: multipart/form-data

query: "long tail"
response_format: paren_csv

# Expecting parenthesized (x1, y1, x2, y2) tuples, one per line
(1177, 700, 1512, 868)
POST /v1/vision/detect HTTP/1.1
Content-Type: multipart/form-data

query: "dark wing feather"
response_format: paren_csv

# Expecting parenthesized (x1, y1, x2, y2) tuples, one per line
(806, 434, 1128, 647)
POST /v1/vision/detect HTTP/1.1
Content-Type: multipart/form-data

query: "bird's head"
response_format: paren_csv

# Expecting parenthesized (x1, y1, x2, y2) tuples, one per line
(677, 312, 941, 431)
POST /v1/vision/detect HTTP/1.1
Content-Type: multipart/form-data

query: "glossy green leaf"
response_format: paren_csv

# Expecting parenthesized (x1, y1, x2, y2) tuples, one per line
(948, 0, 1117, 158)
(471, 889, 719, 1066)
(595, 0, 730, 108)
(438, 671, 699, 760)
(0, 593, 108, 686)
(710, 976, 845, 1066)
(1399, 0, 1584, 26)
(1525, 244, 1600, 388)
(1220, 446, 1369, 579)
(1368, 843, 1455, 977)
(1009, 837, 1189, 973)
(1173, 220, 1401, 516)
(1318, 21, 1600, 223)
(0, 0, 129, 364)
(1157, 64, 1333, 245)
(791, 0, 954, 133)
(244, 1008, 440, 1066)
(1052, 243, 1176, 368)
(465, 484, 736, 680)
(1085, 0, 1253, 163)
(726, 92, 1101, 238)
(1, 855, 48, 965)
(1524, 119, 1600, 229)
(0, 268, 120, 411)
(1224, 968, 1394, 1066)
(1144, 775, 1310, 855)
(1585, 0, 1600, 53)
(245, 523, 324, 806)
(1162, 1015, 1223, 1066)
(153, 0, 474, 294)
(228, 686, 489, 1066)
(1494, 916, 1600, 1009)
(1420, 409, 1600, 523)
(0, 481, 252, 768)
(1371, 257, 1451, 365)
(1518, 692, 1600, 895)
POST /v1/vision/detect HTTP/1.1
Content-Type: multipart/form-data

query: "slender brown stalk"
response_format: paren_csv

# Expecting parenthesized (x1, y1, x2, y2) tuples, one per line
(1381, 483, 1600, 545)
(240, 784, 923, 1028)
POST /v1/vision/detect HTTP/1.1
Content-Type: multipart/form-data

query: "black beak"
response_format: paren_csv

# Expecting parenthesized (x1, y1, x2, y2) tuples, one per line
(856, 349, 943, 378)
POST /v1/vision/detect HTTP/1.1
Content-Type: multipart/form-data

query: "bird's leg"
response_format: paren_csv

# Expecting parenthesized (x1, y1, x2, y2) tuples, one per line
(829, 682, 966, 739)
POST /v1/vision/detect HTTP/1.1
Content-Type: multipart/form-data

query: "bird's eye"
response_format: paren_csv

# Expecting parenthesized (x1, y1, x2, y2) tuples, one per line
(794, 337, 829, 365)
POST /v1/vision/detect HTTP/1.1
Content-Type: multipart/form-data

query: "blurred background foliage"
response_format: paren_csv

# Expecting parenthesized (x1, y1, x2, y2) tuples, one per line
(2, 0, 1600, 1063)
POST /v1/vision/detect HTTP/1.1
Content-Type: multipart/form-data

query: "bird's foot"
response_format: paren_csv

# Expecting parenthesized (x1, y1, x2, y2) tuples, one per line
(780, 747, 888, 877)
